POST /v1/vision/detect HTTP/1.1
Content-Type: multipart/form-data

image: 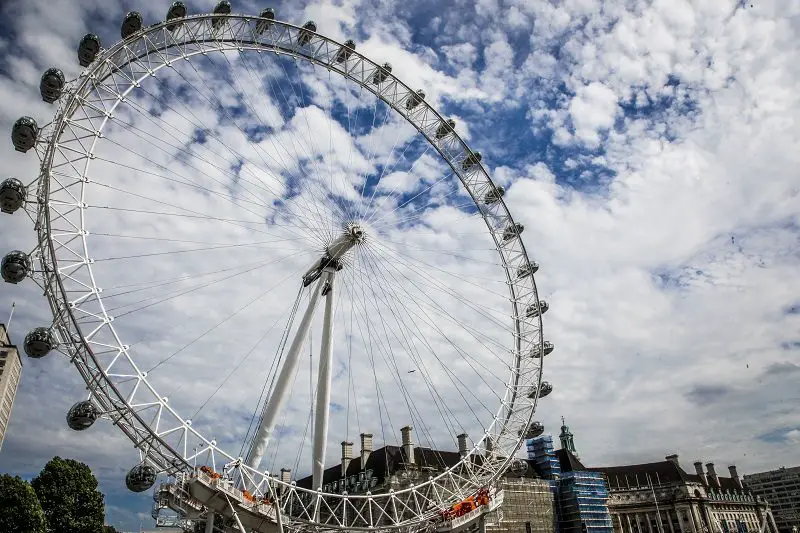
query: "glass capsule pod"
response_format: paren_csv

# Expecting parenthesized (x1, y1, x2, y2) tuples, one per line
(372, 62, 392, 84)
(516, 261, 539, 279)
(0, 178, 26, 214)
(11, 117, 38, 153)
(435, 119, 455, 139)
(336, 39, 356, 63)
(528, 381, 553, 398)
(126, 463, 157, 492)
(298, 21, 317, 46)
(77, 34, 101, 67)
(525, 299, 549, 318)
(121, 11, 143, 39)
(484, 185, 505, 205)
(24, 327, 54, 358)
(166, 1, 188, 31)
(211, 1, 232, 29)
(40, 68, 65, 103)
(255, 8, 275, 34)
(508, 459, 529, 477)
(530, 341, 554, 359)
(405, 89, 425, 110)
(519, 421, 544, 439)
(462, 152, 482, 171)
(1, 250, 30, 284)
(502, 222, 524, 242)
(66, 401, 100, 431)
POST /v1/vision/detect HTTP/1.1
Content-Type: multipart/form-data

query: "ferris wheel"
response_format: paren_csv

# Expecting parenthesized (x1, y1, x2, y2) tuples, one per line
(1, 2, 554, 532)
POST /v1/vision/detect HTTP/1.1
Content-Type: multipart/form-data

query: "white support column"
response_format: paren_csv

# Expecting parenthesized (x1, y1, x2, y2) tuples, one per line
(246, 276, 327, 470)
(204, 512, 214, 533)
(312, 270, 336, 491)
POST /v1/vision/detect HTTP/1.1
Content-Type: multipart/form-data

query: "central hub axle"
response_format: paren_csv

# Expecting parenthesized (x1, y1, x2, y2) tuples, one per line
(302, 223, 365, 287)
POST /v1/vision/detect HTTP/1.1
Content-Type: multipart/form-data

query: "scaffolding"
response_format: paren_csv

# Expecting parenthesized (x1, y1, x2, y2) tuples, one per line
(527, 436, 562, 480)
(557, 472, 613, 533)
(485, 479, 556, 533)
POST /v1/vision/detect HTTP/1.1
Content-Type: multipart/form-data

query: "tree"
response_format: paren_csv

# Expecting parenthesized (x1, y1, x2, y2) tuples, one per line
(31, 456, 105, 533)
(0, 474, 47, 533)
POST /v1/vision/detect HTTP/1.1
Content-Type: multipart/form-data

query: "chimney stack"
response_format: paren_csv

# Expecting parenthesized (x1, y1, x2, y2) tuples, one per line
(457, 433, 469, 457)
(666, 454, 679, 467)
(360, 433, 373, 469)
(280, 468, 291, 494)
(694, 461, 708, 485)
(728, 465, 742, 489)
(401, 426, 415, 465)
(706, 463, 719, 487)
(341, 441, 353, 477)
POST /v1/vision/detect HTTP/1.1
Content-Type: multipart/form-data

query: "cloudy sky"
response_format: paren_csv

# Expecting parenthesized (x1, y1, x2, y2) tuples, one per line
(0, 0, 798, 530)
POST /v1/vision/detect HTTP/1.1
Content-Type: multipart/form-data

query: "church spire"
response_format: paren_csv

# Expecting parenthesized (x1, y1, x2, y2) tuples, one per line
(559, 416, 579, 459)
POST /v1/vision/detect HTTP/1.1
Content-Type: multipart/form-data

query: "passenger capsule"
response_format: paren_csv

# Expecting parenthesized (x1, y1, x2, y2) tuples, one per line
(66, 401, 100, 431)
(77, 34, 101, 67)
(121, 11, 143, 39)
(530, 341, 554, 359)
(502, 222, 524, 242)
(40, 68, 65, 103)
(462, 152, 482, 171)
(336, 39, 356, 63)
(166, 1, 188, 31)
(435, 119, 455, 139)
(126, 463, 157, 492)
(525, 300, 549, 318)
(508, 459, 528, 477)
(484, 185, 505, 205)
(1, 251, 30, 284)
(298, 21, 317, 46)
(11, 117, 38, 153)
(516, 261, 539, 279)
(255, 8, 275, 34)
(0, 178, 26, 214)
(520, 421, 544, 439)
(212, 1, 232, 29)
(373, 62, 392, 84)
(405, 89, 425, 110)
(24, 327, 54, 358)
(528, 381, 553, 399)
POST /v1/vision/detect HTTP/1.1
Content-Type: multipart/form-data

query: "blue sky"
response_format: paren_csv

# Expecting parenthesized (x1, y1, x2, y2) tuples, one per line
(0, 0, 799, 530)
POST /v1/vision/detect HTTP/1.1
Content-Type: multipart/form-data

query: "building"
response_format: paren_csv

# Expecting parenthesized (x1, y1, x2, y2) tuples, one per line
(0, 323, 23, 453)
(744, 466, 800, 533)
(485, 477, 556, 533)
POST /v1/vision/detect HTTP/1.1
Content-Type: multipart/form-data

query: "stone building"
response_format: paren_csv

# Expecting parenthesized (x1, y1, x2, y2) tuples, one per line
(559, 453, 778, 533)
(744, 466, 800, 533)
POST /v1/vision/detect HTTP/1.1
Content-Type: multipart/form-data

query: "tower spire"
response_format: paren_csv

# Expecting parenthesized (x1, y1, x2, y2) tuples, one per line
(559, 416, 579, 459)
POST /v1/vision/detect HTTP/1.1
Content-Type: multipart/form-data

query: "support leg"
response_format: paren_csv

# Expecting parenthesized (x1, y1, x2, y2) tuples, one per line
(204, 512, 215, 533)
(312, 272, 336, 492)
(245, 275, 327, 470)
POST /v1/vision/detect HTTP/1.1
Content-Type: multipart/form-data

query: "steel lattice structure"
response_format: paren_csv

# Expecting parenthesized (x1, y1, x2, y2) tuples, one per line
(4, 7, 552, 532)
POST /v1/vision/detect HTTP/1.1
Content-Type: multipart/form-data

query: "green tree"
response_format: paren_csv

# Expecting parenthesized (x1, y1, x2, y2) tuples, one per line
(31, 456, 105, 533)
(0, 474, 47, 533)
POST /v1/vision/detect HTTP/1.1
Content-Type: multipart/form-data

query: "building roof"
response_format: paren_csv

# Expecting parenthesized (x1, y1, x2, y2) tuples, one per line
(587, 460, 693, 488)
(555, 448, 587, 472)
(295, 445, 465, 489)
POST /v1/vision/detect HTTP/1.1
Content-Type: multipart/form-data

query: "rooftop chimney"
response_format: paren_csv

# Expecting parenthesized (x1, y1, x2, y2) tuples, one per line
(485, 436, 494, 456)
(706, 463, 719, 487)
(694, 461, 708, 485)
(666, 454, 680, 467)
(401, 426, 415, 465)
(728, 465, 742, 489)
(280, 468, 291, 494)
(360, 433, 373, 469)
(341, 441, 353, 477)
(457, 433, 469, 457)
